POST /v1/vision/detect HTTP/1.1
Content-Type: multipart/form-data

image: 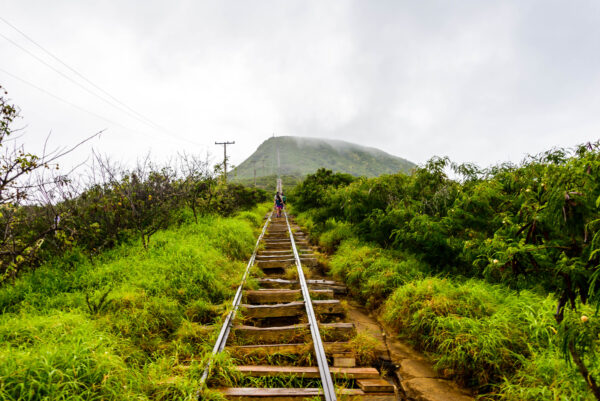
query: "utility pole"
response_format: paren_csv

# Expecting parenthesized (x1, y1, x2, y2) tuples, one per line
(253, 164, 257, 187)
(215, 141, 235, 183)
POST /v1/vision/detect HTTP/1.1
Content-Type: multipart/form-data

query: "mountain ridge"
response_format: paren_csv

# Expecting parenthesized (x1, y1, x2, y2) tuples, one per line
(232, 136, 415, 184)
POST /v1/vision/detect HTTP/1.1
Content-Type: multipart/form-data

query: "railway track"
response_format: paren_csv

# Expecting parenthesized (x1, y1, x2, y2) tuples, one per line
(200, 200, 397, 399)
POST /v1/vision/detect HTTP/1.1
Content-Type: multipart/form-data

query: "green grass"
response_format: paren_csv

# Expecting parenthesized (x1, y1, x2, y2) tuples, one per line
(329, 238, 427, 309)
(297, 209, 599, 400)
(381, 277, 599, 399)
(0, 204, 270, 400)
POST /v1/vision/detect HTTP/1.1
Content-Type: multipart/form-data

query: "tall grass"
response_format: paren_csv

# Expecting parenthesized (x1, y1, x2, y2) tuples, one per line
(297, 208, 599, 400)
(329, 239, 426, 309)
(0, 204, 270, 400)
(381, 277, 598, 399)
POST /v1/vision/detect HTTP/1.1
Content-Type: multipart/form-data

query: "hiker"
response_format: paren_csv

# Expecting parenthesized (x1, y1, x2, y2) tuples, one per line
(281, 192, 287, 205)
(274, 191, 284, 217)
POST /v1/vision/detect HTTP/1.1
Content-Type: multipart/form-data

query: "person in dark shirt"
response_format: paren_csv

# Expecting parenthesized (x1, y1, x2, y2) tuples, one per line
(274, 192, 284, 217)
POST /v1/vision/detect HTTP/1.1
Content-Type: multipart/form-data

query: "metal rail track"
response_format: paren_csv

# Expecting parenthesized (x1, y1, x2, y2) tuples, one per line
(198, 211, 273, 389)
(198, 208, 337, 399)
(284, 210, 337, 401)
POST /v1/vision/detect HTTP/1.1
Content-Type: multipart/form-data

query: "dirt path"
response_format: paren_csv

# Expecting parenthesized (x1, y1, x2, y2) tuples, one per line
(342, 299, 475, 401)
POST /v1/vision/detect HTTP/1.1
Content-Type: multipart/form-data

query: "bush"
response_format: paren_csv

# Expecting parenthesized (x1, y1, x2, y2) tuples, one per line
(329, 239, 426, 308)
(381, 278, 558, 389)
(0, 312, 144, 400)
(318, 219, 354, 253)
(0, 206, 268, 400)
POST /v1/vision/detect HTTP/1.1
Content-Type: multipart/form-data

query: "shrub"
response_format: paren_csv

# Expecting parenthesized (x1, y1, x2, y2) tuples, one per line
(329, 239, 426, 308)
(381, 278, 557, 389)
(0, 312, 144, 400)
(318, 219, 354, 253)
(0, 206, 267, 400)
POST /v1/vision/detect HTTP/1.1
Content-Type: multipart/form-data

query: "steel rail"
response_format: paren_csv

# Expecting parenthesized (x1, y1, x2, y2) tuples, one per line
(284, 210, 337, 401)
(198, 211, 273, 391)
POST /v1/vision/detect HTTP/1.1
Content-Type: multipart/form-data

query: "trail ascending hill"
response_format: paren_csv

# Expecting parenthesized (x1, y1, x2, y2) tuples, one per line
(232, 136, 414, 181)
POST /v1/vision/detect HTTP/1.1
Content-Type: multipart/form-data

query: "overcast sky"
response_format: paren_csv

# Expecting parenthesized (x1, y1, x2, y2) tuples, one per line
(1, 1, 599, 171)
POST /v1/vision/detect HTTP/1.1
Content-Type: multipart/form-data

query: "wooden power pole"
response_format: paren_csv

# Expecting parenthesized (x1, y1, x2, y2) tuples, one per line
(215, 141, 235, 183)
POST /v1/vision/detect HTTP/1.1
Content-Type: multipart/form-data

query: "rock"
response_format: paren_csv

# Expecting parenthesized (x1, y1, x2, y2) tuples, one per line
(401, 378, 475, 401)
(400, 359, 437, 379)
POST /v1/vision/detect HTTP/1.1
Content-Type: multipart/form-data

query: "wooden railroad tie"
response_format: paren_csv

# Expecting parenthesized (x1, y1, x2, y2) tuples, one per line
(219, 387, 396, 401)
(244, 289, 334, 303)
(202, 209, 396, 400)
(240, 300, 344, 318)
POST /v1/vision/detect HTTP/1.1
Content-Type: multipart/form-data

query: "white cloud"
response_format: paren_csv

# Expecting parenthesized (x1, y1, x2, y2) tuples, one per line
(0, 0, 599, 173)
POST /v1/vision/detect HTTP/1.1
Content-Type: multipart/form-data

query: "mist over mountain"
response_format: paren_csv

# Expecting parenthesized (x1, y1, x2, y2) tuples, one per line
(232, 136, 414, 184)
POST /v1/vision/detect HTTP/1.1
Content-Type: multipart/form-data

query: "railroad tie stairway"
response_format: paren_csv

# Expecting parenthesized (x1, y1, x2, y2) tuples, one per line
(202, 213, 397, 400)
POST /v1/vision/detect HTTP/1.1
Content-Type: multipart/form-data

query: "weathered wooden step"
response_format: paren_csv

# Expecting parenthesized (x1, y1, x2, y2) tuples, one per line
(257, 258, 317, 268)
(236, 365, 380, 379)
(256, 259, 294, 268)
(241, 300, 343, 318)
(219, 387, 396, 400)
(228, 341, 351, 356)
(263, 235, 289, 240)
(244, 289, 334, 303)
(357, 379, 396, 393)
(258, 278, 348, 294)
(256, 254, 294, 260)
(256, 254, 317, 261)
(232, 322, 354, 343)
(262, 242, 292, 250)
(264, 239, 309, 245)
(258, 251, 314, 257)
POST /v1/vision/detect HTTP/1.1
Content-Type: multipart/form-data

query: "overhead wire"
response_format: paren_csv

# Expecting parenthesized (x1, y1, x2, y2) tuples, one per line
(0, 17, 202, 146)
(0, 66, 196, 147)
(0, 15, 168, 134)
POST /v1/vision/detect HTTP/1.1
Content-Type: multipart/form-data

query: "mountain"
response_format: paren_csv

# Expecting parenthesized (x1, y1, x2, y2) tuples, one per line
(231, 136, 415, 187)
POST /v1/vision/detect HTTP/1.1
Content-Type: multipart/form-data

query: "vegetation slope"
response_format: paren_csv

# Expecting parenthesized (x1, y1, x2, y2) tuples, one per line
(0, 204, 270, 400)
(289, 145, 600, 401)
(0, 87, 273, 400)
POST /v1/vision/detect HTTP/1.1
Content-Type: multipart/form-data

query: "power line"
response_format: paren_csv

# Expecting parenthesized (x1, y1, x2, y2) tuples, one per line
(0, 66, 124, 129)
(0, 15, 167, 133)
(0, 31, 155, 130)
(0, 66, 196, 147)
(0, 17, 201, 146)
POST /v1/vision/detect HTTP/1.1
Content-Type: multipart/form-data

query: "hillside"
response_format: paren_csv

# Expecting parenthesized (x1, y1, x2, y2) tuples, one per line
(291, 142, 600, 401)
(231, 136, 415, 183)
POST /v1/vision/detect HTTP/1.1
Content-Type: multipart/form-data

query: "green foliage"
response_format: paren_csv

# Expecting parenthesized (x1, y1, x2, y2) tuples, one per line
(0, 168, 267, 283)
(0, 205, 269, 400)
(329, 239, 426, 308)
(0, 312, 145, 400)
(0, 90, 269, 282)
(292, 168, 355, 212)
(293, 142, 600, 399)
(0, 87, 66, 281)
(317, 219, 354, 253)
(380, 277, 597, 398)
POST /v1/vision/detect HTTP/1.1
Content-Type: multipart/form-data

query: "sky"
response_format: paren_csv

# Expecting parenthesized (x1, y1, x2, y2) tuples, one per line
(1, 0, 599, 172)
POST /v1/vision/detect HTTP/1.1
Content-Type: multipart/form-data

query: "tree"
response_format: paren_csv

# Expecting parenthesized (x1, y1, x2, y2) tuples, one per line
(0, 86, 99, 280)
